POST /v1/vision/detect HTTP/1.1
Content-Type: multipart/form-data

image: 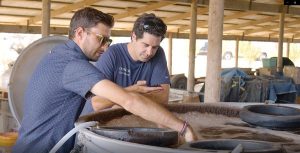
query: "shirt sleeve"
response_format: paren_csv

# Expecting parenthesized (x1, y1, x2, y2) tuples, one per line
(95, 46, 116, 81)
(62, 60, 106, 98)
(150, 47, 171, 85)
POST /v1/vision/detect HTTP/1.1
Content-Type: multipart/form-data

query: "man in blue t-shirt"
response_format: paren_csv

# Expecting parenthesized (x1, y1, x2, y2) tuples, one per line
(13, 8, 196, 153)
(84, 13, 170, 111)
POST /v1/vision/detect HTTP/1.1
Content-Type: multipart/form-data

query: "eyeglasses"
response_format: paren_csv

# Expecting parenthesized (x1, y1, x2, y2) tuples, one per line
(86, 30, 112, 47)
(141, 20, 166, 32)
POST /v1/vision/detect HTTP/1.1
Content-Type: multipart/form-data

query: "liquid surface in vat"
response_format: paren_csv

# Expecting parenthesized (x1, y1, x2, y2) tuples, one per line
(102, 112, 298, 143)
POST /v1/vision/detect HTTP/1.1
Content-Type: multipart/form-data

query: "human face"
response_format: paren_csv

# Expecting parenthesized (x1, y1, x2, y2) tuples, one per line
(131, 32, 162, 62)
(81, 23, 112, 61)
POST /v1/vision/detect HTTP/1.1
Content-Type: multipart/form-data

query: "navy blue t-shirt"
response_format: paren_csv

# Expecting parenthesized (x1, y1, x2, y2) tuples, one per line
(80, 43, 170, 115)
(96, 43, 170, 87)
(13, 40, 106, 153)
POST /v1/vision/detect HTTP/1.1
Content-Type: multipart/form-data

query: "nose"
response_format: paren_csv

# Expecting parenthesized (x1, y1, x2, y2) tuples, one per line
(101, 44, 109, 51)
(145, 47, 153, 57)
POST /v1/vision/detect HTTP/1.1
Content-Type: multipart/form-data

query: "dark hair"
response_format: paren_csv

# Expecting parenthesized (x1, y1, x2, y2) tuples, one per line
(132, 13, 167, 40)
(68, 7, 114, 39)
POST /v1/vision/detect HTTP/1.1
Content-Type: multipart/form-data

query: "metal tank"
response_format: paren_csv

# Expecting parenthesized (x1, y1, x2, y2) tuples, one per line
(8, 35, 68, 126)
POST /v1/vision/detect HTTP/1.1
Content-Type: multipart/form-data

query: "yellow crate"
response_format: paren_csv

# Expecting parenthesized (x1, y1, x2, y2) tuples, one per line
(0, 132, 18, 147)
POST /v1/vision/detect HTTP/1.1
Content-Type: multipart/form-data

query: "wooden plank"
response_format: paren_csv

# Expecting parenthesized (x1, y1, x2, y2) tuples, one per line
(224, 15, 279, 31)
(187, 0, 197, 93)
(0, 89, 8, 99)
(1, 24, 300, 42)
(205, 0, 224, 102)
(176, 11, 256, 32)
(113, 1, 176, 20)
(42, 0, 50, 37)
(277, 6, 287, 73)
(28, 0, 102, 25)
(269, 28, 300, 37)
(244, 20, 300, 35)
(293, 33, 300, 38)
(163, 7, 208, 24)
(223, 11, 256, 21)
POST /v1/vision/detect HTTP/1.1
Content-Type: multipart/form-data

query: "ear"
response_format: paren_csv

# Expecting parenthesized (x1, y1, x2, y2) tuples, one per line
(132, 32, 137, 41)
(74, 27, 85, 40)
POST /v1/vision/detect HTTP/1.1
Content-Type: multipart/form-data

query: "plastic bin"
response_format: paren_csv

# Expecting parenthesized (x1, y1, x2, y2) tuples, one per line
(262, 58, 277, 68)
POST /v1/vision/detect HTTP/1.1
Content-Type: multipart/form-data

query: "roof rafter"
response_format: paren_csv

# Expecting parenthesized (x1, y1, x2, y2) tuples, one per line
(244, 19, 300, 35)
(269, 28, 300, 37)
(26, 0, 102, 25)
(113, 1, 176, 20)
(176, 11, 257, 32)
(224, 15, 279, 32)
(163, 7, 208, 24)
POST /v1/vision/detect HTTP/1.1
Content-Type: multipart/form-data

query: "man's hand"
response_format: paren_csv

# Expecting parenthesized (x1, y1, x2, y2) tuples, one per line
(126, 81, 169, 104)
(125, 80, 163, 94)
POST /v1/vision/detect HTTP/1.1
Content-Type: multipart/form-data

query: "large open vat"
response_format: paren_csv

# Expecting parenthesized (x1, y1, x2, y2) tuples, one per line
(77, 103, 300, 153)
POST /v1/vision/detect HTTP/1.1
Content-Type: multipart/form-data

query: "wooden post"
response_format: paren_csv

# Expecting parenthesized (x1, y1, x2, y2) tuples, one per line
(286, 41, 290, 58)
(0, 89, 8, 132)
(235, 38, 239, 67)
(204, 0, 224, 103)
(277, 5, 286, 73)
(42, 0, 50, 37)
(187, 0, 197, 93)
(168, 33, 173, 75)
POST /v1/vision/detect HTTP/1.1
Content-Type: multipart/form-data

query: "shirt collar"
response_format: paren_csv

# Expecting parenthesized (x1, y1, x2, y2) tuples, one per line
(65, 40, 89, 61)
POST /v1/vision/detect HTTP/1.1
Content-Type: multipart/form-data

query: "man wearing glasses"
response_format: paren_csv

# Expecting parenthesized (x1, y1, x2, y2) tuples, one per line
(83, 13, 171, 111)
(13, 8, 196, 153)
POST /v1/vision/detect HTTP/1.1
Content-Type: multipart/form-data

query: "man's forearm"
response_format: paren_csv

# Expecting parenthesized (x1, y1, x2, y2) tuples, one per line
(91, 80, 197, 142)
(92, 83, 169, 111)
(143, 90, 169, 104)
(91, 96, 115, 111)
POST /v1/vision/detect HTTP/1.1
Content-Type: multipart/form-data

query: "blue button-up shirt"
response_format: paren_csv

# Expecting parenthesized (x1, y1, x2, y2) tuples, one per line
(13, 40, 106, 153)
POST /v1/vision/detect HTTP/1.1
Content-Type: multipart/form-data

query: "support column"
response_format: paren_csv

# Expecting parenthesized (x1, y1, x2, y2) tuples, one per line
(204, 0, 224, 103)
(286, 41, 290, 58)
(168, 33, 173, 75)
(42, 0, 51, 37)
(277, 5, 286, 73)
(235, 38, 239, 67)
(187, 0, 197, 93)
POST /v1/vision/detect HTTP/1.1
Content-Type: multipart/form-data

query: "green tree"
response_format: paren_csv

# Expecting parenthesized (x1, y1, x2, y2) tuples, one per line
(239, 41, 261, 61)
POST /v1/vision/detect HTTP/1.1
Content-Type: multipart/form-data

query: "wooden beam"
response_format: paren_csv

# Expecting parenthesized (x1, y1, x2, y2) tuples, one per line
(277, 5, 286, 73)
(235, 38, 239, 67)
(41, 0, 50, 37)
(223, 11, 256, 21)
(27, 0, 101, 25)
(205, 0, 224, 102)
(244, 19, 300, 35)
(2, 24, 300, 42)
(224, 15, 279, 31)
(176, 11, 256, 32)
(187, 0, 197, 93)
(168, 33, 173, 75)
(163, 7, 208, 24)
(173, 0, 300, 16)
(177, 20, 205, 32)
(113, 1, 176, 20)
(269, 28, 300, 37)
(293, 33, 300, 39)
